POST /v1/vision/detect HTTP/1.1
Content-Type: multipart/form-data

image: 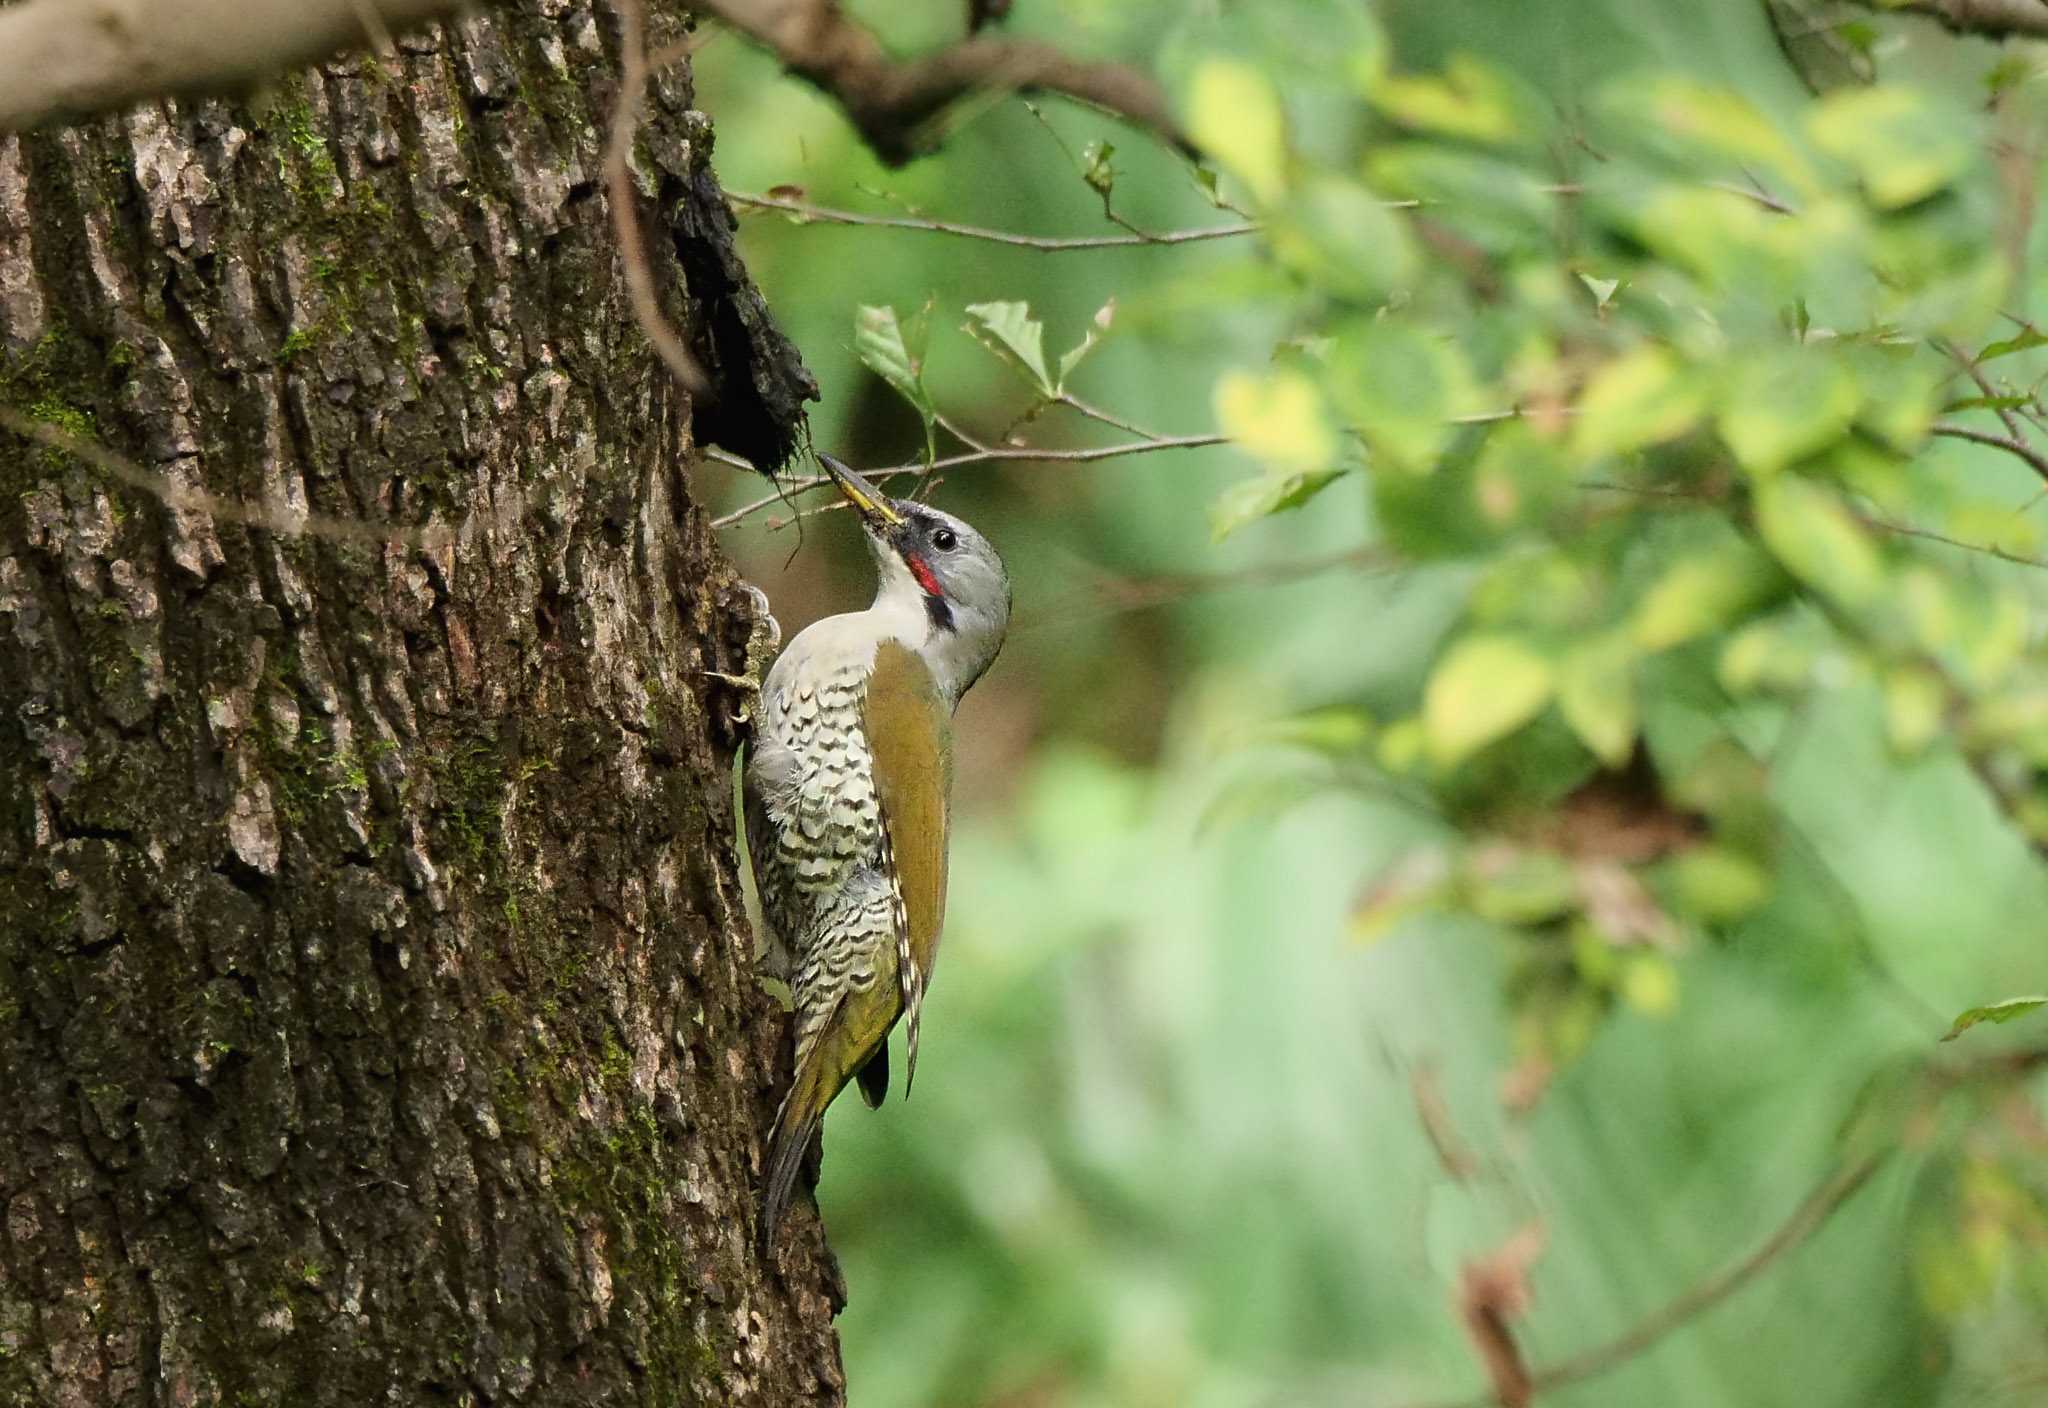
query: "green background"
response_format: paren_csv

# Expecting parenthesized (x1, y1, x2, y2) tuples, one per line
(697, 3, 2048, 1404)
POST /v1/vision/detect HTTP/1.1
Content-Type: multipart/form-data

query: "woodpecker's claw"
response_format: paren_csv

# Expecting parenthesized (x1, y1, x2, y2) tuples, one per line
(709, 581, 782, 727)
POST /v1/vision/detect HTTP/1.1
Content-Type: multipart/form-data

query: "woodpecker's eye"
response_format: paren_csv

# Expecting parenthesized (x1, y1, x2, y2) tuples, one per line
(931, 527, 959, 552)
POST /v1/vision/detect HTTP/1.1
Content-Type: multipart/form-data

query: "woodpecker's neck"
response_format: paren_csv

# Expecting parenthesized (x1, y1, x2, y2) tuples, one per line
(866, 556, 1004, 708)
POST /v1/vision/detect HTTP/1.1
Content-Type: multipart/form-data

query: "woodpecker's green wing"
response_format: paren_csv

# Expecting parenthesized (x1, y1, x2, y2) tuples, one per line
(862, 639, 953, 1094)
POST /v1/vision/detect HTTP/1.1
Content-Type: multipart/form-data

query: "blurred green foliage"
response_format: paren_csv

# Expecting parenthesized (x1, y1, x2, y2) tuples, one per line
(701, 1, 2048, 1403)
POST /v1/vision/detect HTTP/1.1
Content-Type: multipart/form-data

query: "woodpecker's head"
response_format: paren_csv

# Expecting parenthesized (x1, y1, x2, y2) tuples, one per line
(821, 454, 1011, 702)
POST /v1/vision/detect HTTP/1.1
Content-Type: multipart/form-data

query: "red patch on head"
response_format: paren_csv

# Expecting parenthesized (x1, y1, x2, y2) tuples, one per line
(905, 554, 944, 597)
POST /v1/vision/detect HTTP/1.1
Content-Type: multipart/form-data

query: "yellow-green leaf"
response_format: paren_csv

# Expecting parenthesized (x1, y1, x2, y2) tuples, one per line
(1884, 664, 1948, 757)
(1185, 60, 1288, 205)
(1619, 954, 1678, 1018)
(1666, 846, 1771, 923)
(1940, 996, 2048, 1043)
(1208, 465, 1346, 541)
(1373, 54, 1528, 145)
(1809, 85, 1978, 210)
(1571, 347, 1705, 461)
(1424, 634, 1555, 767)
(1215, 368, 1338, 472)
(1753, 475, 1884, 606)
(1557, 631, 1639, 768)
(1632, 543, 1781, 651)
(1602, 75, 1816, 196)
(1718, 347, 1860, 474)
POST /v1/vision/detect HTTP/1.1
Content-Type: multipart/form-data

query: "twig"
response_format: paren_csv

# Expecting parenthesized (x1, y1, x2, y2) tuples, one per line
(1856, 0, 2048, 39)
(1935, 335, 2032, 446)
(684, 0, 1190, 166)
(1, 408, 459, 547)
(1537, 180, 1797, 216)
(605, 0, 711, 397)
(710, 433, 1226, 530)
(1056, 392, 1164, 440)
(1930, 421, 2048, 485)
(933, 410, 991, 454)
(727, 190, 1257, 251)
(1580, 476, 2048, 571)
(1520, 1152, 1882, 1398)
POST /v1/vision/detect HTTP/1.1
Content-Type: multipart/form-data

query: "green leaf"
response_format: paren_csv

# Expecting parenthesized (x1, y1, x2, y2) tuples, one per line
(1327, 319, 1472, 471)
(1208, 466, 1346, 541)
(1268, 175, 1417, 303)
(1599, 75, 1816, 196)
(1753, 475, 1885, 606)
(1373, 54, 1532, 146)
(1618, 954, 1679, 1017)
(1808, 85, 1979, 209)
(1940, 997, 2048, 1042)
(1056, 299, 1115, 389)
(1557, 632, 1639, 768)
(1424, 634, 1555, 767)
(964, 301, 1054, 397)
(1247, 706, 1376, 754)
(1214, 368, 1338, 473)
(1666, 846, 1771, 924)
(1718, 347, 1860, 474)
(1571, 347, 1706, 460)
(1884, 664, 1947, 757)
(1465, 847, 1579, 926)
(1976, 326, 2048, 362)
(1081, 140, 1115, 197)
(853, 304, 936, 430)
(1183, 59, 1288, 206)
(1632, 542, 1782, 651)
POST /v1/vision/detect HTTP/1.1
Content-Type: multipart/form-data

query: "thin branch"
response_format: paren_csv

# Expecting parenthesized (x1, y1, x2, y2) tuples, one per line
(1519, 1151, 1883, 1399)
(0, 0, 481, 133)
(1855, 511, 2048, 571)
(1580, 476, 2048, 571)
(1935, 335, 2031, 445)
(709, 433, 1225, 530)
(1056, 392, 1164, 440)
(1860, 0, 2048, 39)
(933, 410, 991, 454)
(1931, 421, 2048, 484)
(0, 408, 461, 547)
(685, 0, 1189, 166)
(605, 0, 711, 397)
(727, 190, 1258, 251)
(1537, 180, 1797, 216)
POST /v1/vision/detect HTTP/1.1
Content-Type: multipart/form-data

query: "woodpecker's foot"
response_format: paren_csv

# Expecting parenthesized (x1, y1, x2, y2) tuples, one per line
(710, 581, 781, 727)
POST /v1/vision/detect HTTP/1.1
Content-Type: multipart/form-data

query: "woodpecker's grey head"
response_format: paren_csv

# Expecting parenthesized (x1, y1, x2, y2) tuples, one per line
(821, 454, 1011, 703)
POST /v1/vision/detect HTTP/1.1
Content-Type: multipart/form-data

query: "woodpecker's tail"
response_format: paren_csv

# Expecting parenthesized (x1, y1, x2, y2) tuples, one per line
(759, 1068, 824, 1255)
(759, 983, 896, 1254)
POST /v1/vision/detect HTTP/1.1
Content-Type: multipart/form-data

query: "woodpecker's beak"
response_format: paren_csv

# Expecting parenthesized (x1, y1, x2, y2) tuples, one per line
(819, 454, 904, 532)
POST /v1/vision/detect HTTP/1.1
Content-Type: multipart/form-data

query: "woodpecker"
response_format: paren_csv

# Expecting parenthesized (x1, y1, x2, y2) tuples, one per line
(747, 454, 1011, 1253)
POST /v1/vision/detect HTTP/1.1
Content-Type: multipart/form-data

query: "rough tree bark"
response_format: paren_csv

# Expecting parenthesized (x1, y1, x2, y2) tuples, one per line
(0, 3, 846, 1403)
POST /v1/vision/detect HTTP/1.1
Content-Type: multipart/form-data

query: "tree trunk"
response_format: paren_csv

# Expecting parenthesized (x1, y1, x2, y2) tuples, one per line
(0, 4, 842, 1403)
